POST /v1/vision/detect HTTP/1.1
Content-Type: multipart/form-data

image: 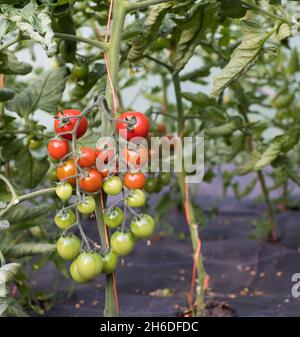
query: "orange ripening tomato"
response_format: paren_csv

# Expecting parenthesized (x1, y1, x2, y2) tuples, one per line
(79, 168, 103, 193)
(123, 172, 145, 189)
(121, 146, 148, 169)
(56, 160, 76, 184)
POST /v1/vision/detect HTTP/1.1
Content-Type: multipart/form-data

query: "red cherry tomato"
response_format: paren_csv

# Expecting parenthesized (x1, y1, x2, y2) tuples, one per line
(123, 172, 145, 189)
(54, 109, 88, 140)
(78, 147, 96, 167)
(121, 146, 148, 169)
(56, 160, 76, 184)
(79, 168, 103, 193)
(47, 139, 69, 160)
(117, 111, 150, 140)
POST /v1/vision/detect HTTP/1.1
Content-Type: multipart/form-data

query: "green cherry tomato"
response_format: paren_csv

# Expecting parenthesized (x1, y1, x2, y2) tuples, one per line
(103, 207, 124, 229)
(103, 176, 123, 196)
(77, 196, 96, 215)
(110, 231, 136, 256)
(125, 189, 146, 208)
(130, 214, 155, 239)
(71, 65, 89, 80)
(76, 252, 103, 280)
(144, 177, 160, 193)
(54, 209, 76, 229)
(102, 251, 118, 274)
(29, 138, 43, 150)
(70, 260, 89, 284)
(56, 235, 81, 260)
(159, 172, 171, 186)
(56, 183, 73, 201)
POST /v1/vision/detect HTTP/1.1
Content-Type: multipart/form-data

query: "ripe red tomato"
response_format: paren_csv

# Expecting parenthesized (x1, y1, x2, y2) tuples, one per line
(48, 139, 69, 160)
(56, 160, 76, 184)
(79, 168, 103, 193)
(121, 146, 148, 169)
(117, 111, 150, 140)
(54, 109, 88, 140)
(78, 147, 96, 167)
(123, 172, 145, 189)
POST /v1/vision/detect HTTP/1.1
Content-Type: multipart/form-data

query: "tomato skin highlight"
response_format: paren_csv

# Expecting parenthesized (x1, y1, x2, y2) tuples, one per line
(48, 139, 69, 160)
(103, 176, 123, 195)
(130, 214, 155, 239)
(125, 189, 146, 208)
(79, 168, 103, 193)
(54, 109, 88, 140)
(102, 251, 118, 274)
(77, 196, 96, 215)
(54, 209, 76, 229)
(123, 172, 145, 189)
(56, 235, 81, 260)
(103, 207, 124, 229)
(76, 252, 103, 280)
(110, 231, 136, 256)
(70, 261, 89, 284)
(117, 111, 150, 140)
(78, 147, 96, 167)
(56, 160, 76, 184)
(56, 183, 73, 201)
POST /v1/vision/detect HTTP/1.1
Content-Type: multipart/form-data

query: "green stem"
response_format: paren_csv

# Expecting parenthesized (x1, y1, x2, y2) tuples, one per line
(240, 0, 293, 25)
(126, 0, 173, 11)
(101, 0, 128, 317)
(172, 73, 206, 316)
(0, 186, 55, 218)
(94, 194, 117, 317)
(0, 33, 104, 53)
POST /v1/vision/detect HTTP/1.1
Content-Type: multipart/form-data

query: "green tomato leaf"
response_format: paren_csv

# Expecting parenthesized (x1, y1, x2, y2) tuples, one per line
(211, 20, 275, 98)
(0, 263, 20, 297)
(4, 204, 51, 225)
(14, 149, 50, 188)
(7, 67, 67, 117)
(170, 3, 217, 74)
(5, 243, 56, 258)
(2, 1, 57, 57)
(128, 3, 174, 63)
(0, 51, 32, 75)
(217, 0, 248, 18)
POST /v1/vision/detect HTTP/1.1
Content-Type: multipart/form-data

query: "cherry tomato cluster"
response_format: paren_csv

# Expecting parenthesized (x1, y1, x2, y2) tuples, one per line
(48, 107, 157, 284)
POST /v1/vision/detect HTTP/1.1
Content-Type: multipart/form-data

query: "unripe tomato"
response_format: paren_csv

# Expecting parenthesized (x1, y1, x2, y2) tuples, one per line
(76, 252, 103, 280)
(159, 172, 171, 185)
(78, 147, 96, 167)
(79, 168, 103, 193)
(54, 109, 88, 140)
(77, 196, 96, 215)
(157, 123, 166, 134)
(123, 172, 145, 189)
(125, 189, 146, 208)
(103, 176, 122, 195)
(54, 209, 76, 229)
(71, 65, 89, 80)
(56, 160, 76, 184)
(56, 183, 73, 201)
(117, 111, 150, 140)
(56, 235, 81, 260)
(70, 260, 89, 284)
(48, 139, 69, 160)
(110, 231, 136, 256)
(102, 251, 118, 274)
(29, 138, 43, 150)
(130, 214, 155, 239)
(103, 207, 124, 229)
(144, 177, 160, 193)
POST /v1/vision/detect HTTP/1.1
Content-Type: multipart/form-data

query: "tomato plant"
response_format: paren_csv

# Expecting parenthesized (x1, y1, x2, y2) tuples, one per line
(0, 0, 298, 320)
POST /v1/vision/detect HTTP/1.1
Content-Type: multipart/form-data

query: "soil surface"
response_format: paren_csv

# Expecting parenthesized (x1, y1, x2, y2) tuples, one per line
(29, 193, 300, 317)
